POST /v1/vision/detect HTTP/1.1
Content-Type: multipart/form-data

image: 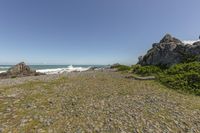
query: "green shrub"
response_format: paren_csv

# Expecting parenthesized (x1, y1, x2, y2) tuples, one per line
(116, 65, 131, 71)
(110, 64, 131, 71)
(131, 62, 200, 95)
(158, 62, 200, 95)
(181, 53, 200, 63)
(132, 65, 162, 76)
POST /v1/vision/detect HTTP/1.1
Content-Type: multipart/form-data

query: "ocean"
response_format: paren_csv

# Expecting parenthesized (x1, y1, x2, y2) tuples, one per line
(0, 65, 105, 74)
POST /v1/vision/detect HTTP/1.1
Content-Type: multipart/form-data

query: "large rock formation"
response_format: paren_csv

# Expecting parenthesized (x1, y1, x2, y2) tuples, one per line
(138, 34, 200, 67)
(0, 62, 45, 79)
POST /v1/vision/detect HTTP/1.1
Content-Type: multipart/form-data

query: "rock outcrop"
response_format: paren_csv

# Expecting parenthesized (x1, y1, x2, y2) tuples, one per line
(0, 62, 45, 79)
(138, 34, 200, 67)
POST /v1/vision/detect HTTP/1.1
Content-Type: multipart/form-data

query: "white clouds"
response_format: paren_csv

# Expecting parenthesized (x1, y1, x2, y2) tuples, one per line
(182, 40, 199, 45)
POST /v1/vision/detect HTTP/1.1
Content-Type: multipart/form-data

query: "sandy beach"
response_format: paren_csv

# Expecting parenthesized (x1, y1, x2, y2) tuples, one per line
(0, 70, 200, 132)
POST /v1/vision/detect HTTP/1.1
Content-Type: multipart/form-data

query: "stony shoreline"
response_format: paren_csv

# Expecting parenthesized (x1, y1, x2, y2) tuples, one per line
(0, 68, 115, 87)
(0, 71, 200, 132)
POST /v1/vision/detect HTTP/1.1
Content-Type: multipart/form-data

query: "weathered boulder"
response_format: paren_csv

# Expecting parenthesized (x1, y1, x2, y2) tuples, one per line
(138, 34, 200, 67)
(0, 62, 45, 79)
(87, 66, 98, 71)
(7, 62, 33, 75)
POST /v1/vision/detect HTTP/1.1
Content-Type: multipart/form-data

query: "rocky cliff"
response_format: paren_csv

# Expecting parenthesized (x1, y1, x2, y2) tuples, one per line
(138, 34, 200, 67)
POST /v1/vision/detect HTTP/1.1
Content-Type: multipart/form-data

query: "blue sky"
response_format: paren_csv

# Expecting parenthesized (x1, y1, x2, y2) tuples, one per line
(0, 0, 200, 65)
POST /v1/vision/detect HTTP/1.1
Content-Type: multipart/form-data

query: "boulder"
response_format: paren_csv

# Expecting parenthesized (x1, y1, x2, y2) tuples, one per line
(7, 62, 33, 75)
(87, 66, 98, 71)
(0, 62, 45, 79)
(138, 34, 200, 67)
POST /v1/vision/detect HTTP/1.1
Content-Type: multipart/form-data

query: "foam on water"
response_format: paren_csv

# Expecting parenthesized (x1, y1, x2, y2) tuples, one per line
(0, 65, 99, 75)
(0, 71, 6, 73)
(0, 66, 10, 73)
(36, 65, 91, 74)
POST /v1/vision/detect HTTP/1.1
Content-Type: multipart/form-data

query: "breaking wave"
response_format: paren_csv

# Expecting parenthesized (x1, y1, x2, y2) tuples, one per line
(0, 71, 6, 73)
(36, 65, 91, 74)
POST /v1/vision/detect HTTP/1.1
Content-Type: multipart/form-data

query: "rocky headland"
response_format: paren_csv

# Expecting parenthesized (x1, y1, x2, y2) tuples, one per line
(138, 34, 200, 67)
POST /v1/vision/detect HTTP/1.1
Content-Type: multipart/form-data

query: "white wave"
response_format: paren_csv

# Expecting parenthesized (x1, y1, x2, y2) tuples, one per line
(36, 65, 91, 74)
(183, 40, 199, 45)
(0, 66, 10, 69)
(0, 71, 6, 73)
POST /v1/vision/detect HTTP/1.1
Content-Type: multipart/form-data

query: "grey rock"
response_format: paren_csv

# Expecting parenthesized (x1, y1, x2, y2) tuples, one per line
(0, 62, 45, 79)
(138, 34, 200, 67)
(159, 34, 182, 44)
(193, 41, 200, 46)
(7, 62, 32, 75)
(87, 66, 98, 71)
(0, 127, 3, 133)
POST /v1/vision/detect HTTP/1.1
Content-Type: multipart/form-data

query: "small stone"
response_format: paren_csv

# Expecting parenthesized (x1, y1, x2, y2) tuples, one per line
(6, 108, 11, 112)
(0, 128, 3, 133)
(121, 130, 126, 133)
(20, 119, 28, 127)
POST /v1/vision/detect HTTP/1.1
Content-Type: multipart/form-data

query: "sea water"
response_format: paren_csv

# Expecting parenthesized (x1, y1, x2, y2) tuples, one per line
(0, 65, 104, 74)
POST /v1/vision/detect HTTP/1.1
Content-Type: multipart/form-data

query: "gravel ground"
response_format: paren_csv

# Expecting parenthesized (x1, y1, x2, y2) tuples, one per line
(0, 71, 200, 133)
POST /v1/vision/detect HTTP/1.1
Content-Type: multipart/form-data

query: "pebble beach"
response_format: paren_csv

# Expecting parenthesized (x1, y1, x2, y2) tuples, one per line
(0, 70, 200, 132)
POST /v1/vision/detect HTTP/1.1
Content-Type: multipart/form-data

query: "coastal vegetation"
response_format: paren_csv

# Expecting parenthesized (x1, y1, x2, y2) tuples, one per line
(159, 62, 200, 95)
(125, 61, 200, 95)
(131, 65, 162, 76)
(110, 64, 131, 72)
(128, 34, 200, 95)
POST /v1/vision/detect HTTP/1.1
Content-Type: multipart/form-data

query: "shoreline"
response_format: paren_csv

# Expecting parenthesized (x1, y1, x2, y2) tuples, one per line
(0, 62, 110, 80)
(0, 69, 116, 87)
(0, 65, 106, 74)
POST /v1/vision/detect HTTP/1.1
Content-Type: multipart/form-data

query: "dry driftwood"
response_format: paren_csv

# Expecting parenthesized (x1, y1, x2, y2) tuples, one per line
(125, 75, 156, 80)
